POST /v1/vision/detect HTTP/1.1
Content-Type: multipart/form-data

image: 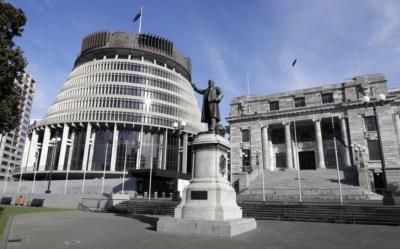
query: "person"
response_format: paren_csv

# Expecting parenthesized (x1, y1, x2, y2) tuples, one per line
(191, 80, 224, 132)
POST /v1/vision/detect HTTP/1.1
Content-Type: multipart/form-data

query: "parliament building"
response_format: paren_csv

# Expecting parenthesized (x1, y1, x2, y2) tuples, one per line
(227, 74, 400, 195)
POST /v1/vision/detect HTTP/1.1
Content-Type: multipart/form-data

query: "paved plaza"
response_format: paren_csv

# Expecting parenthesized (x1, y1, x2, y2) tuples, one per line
(4, 211, 400, 249)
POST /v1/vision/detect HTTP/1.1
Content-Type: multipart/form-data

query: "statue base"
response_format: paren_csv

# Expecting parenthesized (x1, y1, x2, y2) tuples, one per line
(157, 133, 256, 237)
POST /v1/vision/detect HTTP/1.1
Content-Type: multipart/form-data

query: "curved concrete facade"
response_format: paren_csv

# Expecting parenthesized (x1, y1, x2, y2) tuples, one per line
(19, 31, 202, 181)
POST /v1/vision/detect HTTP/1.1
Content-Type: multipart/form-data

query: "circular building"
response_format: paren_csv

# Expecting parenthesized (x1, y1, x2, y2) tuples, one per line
(20, 31, 202, 193)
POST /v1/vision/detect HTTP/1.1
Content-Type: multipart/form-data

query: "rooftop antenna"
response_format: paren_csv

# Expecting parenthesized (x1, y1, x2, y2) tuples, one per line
(355, 47, 361, 76)
(246, 70, 250, 95)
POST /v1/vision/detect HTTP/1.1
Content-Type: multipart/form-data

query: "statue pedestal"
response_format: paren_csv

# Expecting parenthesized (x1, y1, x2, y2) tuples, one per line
(157, 133, 256, 237)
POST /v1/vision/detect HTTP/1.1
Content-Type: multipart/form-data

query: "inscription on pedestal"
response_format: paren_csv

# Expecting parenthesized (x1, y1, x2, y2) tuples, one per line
(191, 191, 208, 200)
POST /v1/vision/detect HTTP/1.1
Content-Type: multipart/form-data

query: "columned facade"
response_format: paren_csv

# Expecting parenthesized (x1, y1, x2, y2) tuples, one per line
(228, 74, 400, 195)
(284, 122, 293, 170)
(20, 31, 202, 188)
(314, 118, 325, 169)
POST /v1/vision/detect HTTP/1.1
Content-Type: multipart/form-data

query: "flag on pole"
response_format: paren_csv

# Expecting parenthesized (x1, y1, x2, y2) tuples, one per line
(133, 12, 141, 22)
(292, 58, 297, 67)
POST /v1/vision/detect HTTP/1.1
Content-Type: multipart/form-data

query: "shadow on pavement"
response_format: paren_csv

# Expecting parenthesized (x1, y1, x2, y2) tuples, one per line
(114, 213, 158, 231)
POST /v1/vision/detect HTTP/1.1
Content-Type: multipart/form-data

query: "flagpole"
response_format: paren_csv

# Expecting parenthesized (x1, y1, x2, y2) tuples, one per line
(355, 48, 361, 76)
(246, 71, 250, 95)
(332, 117, 343, 205)
(102, 142, 108, 194)
(292, 58, 302, 203)
(64, 163, 69, 194)
(139, 7, 143, 33)
(32, 152, 38, 193)
(294, 120, 302, 203)
(122, 140, 128, 193)
(148, 136, 154, 200)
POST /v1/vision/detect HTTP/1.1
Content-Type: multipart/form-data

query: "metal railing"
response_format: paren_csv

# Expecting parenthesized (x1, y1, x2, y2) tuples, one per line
(239, 187, 383, 204)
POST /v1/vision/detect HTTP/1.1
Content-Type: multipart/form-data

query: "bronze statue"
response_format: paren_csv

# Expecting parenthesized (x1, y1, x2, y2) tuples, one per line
(191, 80, 224, 132)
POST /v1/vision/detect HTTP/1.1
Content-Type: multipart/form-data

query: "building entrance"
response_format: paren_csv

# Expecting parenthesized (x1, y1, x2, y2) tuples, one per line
(298, 151, 316, 170)
(373, 172, 384, 195)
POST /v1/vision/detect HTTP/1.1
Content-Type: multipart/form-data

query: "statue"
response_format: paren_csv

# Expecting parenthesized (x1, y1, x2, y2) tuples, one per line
(191, 80, 224, 133)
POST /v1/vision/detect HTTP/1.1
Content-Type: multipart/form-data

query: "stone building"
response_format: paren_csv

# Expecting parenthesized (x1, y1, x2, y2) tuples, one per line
(19, 31, 202, 196)
(227, 74, 400, 195)
(0, 73, 36, 180)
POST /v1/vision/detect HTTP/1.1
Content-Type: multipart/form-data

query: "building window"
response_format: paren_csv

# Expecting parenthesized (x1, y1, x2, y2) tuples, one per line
(276, 153, 286, 168)
(294, 97, 305, 108)
(270, 101, 279, 111)
(367, 140, 381, 160)
(321, 93, 334, 104)
(364, 116, 377, 131)
(241, 129, 250, 143)
(242, 149, 251, 173)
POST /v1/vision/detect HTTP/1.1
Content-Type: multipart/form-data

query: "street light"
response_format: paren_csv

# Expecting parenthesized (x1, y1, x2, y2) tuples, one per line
(361, 93, 395, 205)
(172, 121, 186, 201)
(45, 137, 61, 194)
(253, 149, 265, 202)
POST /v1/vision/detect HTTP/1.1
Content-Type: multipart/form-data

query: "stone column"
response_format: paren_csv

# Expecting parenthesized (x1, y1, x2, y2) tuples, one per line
(136, 126, 144, 169)
(284, 122, 293, 169)
(27, 130, 39, 170)
(261, 124, 269, 170)
(158, 132, 164, 169)
(340, 117, 351, 166)
(314, 118, 326, 169)
(81, 123, 92, 171)
(110, 124, 119, 172)
(162, 129, 168, 170)
(181, 133, 188, 174)
(39, 126, 51, 171)
(88, 131, 96, 171)
(57, 124, 69, 170)
(268, 136, 274, 171)
(66, 131, 75, 171)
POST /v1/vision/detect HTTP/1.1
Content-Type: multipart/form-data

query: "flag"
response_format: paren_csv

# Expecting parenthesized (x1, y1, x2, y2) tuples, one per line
(292, 58, 297, 67)
(133, 12, 141, 22)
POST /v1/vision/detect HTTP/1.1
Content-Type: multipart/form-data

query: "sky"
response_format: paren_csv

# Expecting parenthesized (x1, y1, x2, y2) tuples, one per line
(8, 0, 400, 126)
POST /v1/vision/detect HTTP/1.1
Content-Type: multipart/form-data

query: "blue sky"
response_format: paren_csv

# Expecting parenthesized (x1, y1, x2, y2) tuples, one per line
(9, 0, 400, 125)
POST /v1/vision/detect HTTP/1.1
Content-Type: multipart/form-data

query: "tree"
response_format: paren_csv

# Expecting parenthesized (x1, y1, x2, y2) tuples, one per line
(0, 0, 27, 134)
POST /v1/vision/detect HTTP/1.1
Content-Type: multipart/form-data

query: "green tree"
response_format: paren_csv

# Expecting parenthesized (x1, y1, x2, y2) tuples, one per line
(0, 0, 27, 134)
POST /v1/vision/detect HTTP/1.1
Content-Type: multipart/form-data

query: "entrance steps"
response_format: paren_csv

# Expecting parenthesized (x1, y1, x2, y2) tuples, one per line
(111, 199, 400, 226)
(239, 168, 382, 201)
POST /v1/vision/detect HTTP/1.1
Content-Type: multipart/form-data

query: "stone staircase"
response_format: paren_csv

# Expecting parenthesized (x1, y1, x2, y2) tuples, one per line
(238, 168, 382, 201)
(111, 199, 178, 215)
(111, 199, 400, 226)
(240, 202, 400, 226)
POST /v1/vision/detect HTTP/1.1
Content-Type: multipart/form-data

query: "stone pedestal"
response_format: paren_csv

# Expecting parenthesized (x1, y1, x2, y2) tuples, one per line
(157, 133, 256, 237)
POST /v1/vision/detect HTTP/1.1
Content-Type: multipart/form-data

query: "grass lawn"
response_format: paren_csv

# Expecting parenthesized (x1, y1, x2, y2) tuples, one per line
(0, 205, 71, 239)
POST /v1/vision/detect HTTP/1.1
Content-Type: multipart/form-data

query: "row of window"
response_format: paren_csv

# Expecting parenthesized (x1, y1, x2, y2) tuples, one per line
(51, 98, 188, 119)
(54, 86, 190, 111)
(44, 111, 196, 131)
(70, 60, 187, 86)
(268, 93, 334, 111)
(62, 74, 189, 99)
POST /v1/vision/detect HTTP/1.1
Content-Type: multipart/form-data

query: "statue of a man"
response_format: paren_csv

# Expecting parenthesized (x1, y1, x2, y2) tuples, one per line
(191, 80, 224, 132)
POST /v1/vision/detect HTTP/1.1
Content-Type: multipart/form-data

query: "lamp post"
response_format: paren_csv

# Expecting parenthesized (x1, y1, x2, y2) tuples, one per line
(172, 121, 186, 201)
(254, 149, 265, 202)
(361, 94, 395, 205)
(45, 137, 61, 194)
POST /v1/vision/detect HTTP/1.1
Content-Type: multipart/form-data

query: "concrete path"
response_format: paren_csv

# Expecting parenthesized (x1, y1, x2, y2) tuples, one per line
(5, 211, 400, 249)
